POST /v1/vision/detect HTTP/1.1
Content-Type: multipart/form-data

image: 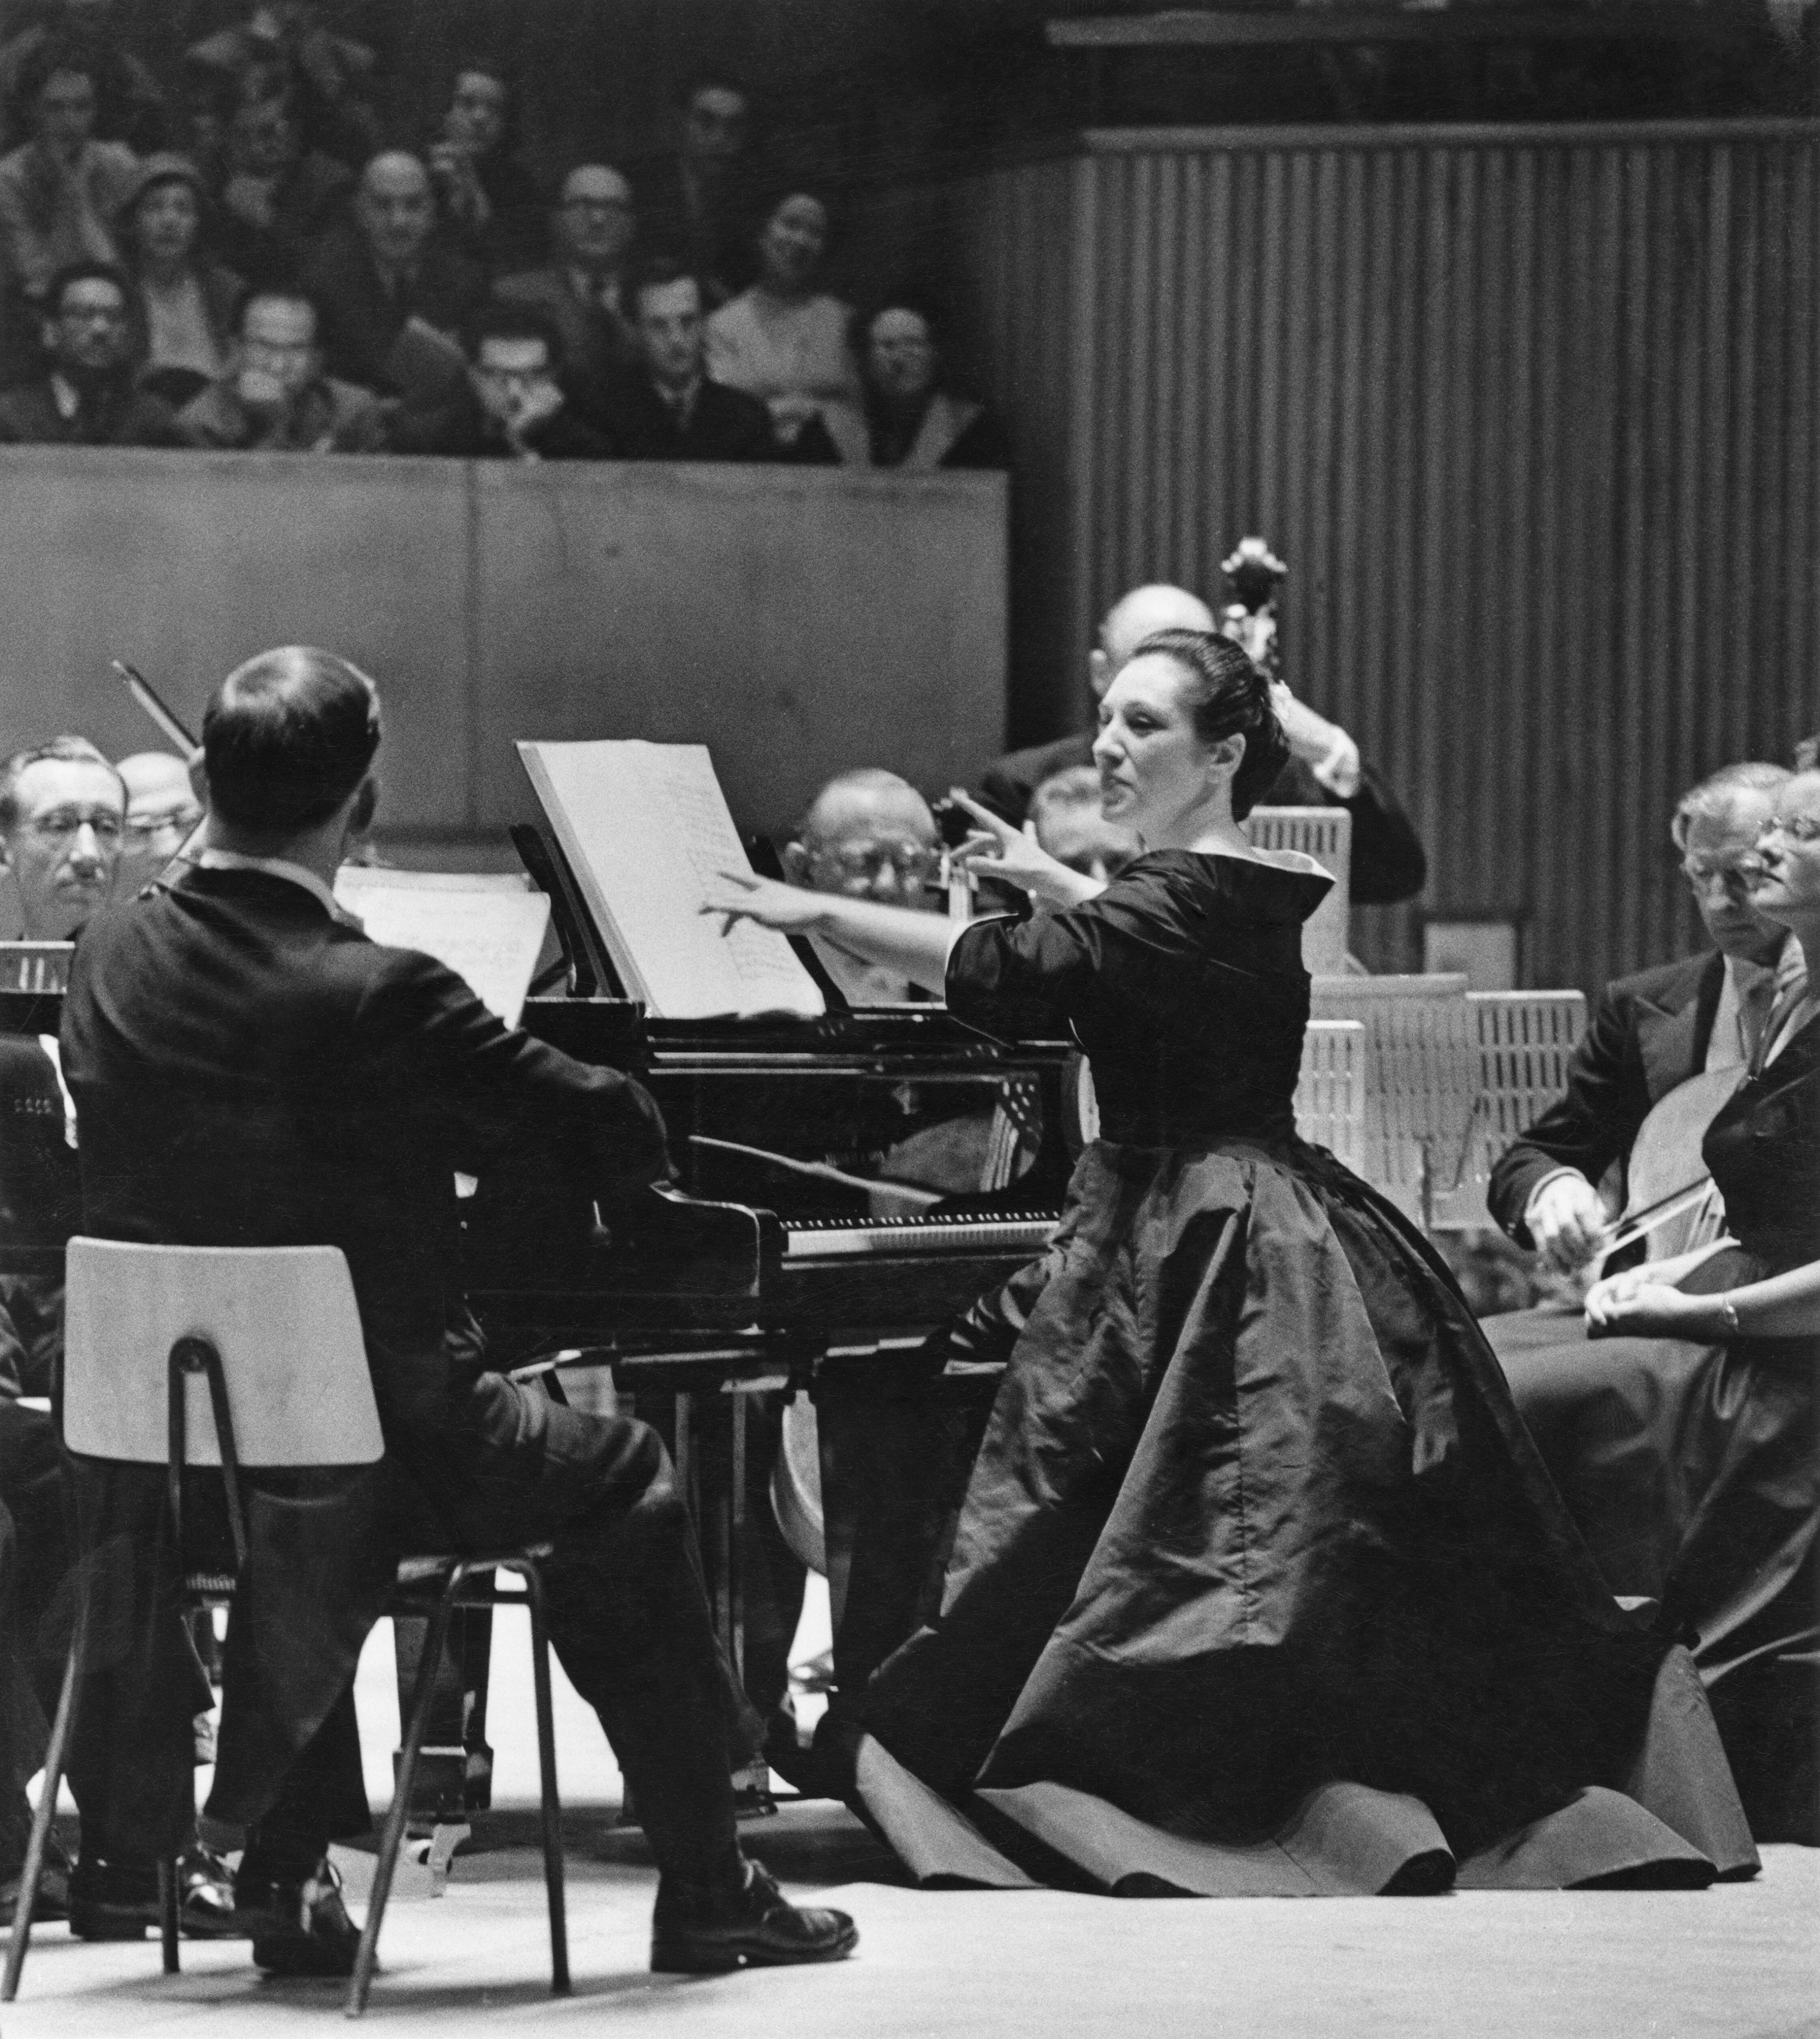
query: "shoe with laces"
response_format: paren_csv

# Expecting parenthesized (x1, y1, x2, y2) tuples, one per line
(651, 1855, 857, 1974)
(240, 1856, 361, 1978)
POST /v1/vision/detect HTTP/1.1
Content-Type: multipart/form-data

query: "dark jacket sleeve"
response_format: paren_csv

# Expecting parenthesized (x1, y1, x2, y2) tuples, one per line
(1486, 980, 1643, 1245)
(1336, 762, 1427, 905)
(356, 948, 671, 1199)
(977, 734, 1096, 828)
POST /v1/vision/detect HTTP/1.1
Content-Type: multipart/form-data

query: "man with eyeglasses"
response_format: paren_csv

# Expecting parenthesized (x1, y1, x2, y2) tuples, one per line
(390, 301, 611, 460)
(1488, 761, 1802, 1272)
(176, 290, 387, 453)
(494, 162, 641, 423)
(0, 261, 182, 446)
(114, 751, 203, 894)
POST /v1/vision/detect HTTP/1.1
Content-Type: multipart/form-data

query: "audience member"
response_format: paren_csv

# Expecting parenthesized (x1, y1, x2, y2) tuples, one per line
(0, 261, 182, 445)
(830, 292, 1009, 470)
(177, 287, 385, 451)
(120, 153, 240, 409)
(209, 81, 351, 292)
(782, 769, 942, 1006)
(115, 750, 203, 894)
(183, 2, 380, 171)
(600, 257, 778, 461)
(494, 163, 641, 422)
(1027, 765, 1137, 882)
(426, 57, 542, 274)
(705, 188, 860, 451)
(1796, 732, 1819, 772)
(636, 67, 758, 308)
(979, 583, 1428, 904)
(1486, 762, 1797, 1272)
(299, 150, 484, 397)
(0, 0, 166, 156)
(0, 43, 136, 304)
(391, 302, 612, 460)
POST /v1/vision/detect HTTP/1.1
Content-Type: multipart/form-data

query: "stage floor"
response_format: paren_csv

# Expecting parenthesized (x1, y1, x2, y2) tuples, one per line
(7, 1617, 1817, 2037)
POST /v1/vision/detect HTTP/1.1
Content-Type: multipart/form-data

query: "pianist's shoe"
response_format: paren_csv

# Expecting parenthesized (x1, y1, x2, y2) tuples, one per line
(68, 1841, 238, 1939)
(237, 1855, 361, 1977)
(651, 1853, 857, 1973)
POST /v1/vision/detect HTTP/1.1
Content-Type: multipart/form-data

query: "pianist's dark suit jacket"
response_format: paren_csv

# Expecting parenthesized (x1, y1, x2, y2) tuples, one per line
(58, 862, 671, 1836)
(1486, 948, 1724, 1248)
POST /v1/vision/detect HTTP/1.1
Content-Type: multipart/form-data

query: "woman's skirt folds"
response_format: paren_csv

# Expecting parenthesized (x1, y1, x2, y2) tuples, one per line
(856, 1136, 1757, 1894)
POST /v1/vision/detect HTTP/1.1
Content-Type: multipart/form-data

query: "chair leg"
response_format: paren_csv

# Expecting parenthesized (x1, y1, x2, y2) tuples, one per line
(346, 1587, 458, 2019)
(522, 1568, 569, 1995)
(3, 1626, 83, 2002)
(157, 1857, 179, 1974)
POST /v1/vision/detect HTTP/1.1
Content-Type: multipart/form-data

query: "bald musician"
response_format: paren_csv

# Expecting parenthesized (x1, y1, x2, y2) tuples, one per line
(979, 582, 1427, 904)
(58, 649, 856, 1976)
(783, 768, 942, 1004)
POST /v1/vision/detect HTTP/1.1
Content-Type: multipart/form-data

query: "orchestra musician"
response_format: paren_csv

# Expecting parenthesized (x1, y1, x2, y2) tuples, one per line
(977, 581, 1428, 905)
(56, 648, 856, 1976)
(1487, 762, 1798, 1275)
(706, 627, 1751, 1891)
(1482, 768, 1820, 1838)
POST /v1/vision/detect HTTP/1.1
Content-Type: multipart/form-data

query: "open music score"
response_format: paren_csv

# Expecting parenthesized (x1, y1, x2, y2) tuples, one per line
(332, 867, 550, 1028)
(517, 740, 824, 1020)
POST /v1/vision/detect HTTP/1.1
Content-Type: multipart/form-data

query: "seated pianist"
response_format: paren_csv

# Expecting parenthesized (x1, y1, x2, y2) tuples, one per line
(0, 738, 231, 1933)
(978, 581, 1427, 905)
(55, 648, 856, 1976)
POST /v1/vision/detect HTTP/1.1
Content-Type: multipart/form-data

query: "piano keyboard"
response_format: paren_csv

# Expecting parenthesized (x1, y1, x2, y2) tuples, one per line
(783, 1212, 1057, 1261)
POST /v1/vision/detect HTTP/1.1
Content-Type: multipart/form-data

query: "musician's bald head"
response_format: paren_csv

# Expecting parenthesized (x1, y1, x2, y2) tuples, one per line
(1092, 585, 1214, 697)
(786, 769, 938, 907)
(201, 647, 381, 848)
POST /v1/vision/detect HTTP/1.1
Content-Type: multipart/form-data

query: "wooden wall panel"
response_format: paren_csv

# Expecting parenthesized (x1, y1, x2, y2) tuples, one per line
(928, 121, 1820, 991)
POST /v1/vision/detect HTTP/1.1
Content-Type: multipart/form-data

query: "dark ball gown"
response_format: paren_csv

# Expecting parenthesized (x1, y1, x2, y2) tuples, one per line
(850, 850, 1756, 1894)
(1486, 1010, 1819, 1840)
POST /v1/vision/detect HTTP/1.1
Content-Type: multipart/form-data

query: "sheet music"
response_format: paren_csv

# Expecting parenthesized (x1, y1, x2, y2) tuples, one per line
(332, 867, 550, 1028)
(517, 740, 824, 1019)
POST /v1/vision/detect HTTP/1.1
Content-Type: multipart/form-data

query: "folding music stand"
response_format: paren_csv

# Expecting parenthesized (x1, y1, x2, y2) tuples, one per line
(1295, 1019, 1367, 1175)
(1245, 808, 1351, 975)
(1429, 990, 1588, 1231)
(1310, 974, 1477, 1226)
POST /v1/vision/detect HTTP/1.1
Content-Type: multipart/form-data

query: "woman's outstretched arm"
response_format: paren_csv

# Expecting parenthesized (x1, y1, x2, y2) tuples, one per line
(702, 871, 963, 996)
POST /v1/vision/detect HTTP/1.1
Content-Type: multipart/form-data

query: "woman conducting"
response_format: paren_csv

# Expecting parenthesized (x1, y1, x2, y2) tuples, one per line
(707, 630, 1752, 1894)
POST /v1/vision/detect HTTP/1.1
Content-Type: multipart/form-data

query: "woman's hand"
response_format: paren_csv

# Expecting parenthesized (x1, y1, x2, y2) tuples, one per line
(1584, 1269, 1712, 1339)
(699, 869, 830, 937)
(945, 790, 1103, 907)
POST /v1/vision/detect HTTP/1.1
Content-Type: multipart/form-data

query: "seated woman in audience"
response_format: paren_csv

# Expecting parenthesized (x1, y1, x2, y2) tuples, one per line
(121, 152, 241, 408)
(704, 186, 859, 451)
(1492, 767, 1819, 1839)
(824, 291, 1009, 470)
(709, 628, 1754, 1895)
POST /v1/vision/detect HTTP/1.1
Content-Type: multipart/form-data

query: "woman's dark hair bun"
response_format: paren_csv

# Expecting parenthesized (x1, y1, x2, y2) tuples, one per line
(1126, 627, 1289, 819)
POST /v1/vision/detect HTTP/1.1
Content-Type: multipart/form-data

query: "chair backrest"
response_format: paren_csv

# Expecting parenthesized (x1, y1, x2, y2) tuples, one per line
(1429, 989, 1589, 1229)
(1310, 974, 1476, 1222)
(1294, 1019, 1366, 1173)
(1245, 807, 1351, 975)
(63, 1238, 384, 1468)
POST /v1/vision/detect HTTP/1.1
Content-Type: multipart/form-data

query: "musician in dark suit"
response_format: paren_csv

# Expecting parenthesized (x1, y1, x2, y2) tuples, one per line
(596, 256, 779, 462)
(58, 648, 856, 1976)
(978, 582, 1427, 906)
(1487, 763, 1798, 1270)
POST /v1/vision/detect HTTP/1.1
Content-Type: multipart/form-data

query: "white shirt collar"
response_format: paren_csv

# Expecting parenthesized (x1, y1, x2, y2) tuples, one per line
(190, 847, 361, 927)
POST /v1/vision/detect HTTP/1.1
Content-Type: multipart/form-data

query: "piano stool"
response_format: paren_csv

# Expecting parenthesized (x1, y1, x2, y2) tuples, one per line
(2, 1239, 569, 2020)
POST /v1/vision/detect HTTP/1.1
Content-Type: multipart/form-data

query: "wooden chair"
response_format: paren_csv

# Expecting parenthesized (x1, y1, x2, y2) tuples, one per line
(2, 1238, 569, 2018)
(1429, 990, 1588, 1230)
(1310, 974, 1478, 1226)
